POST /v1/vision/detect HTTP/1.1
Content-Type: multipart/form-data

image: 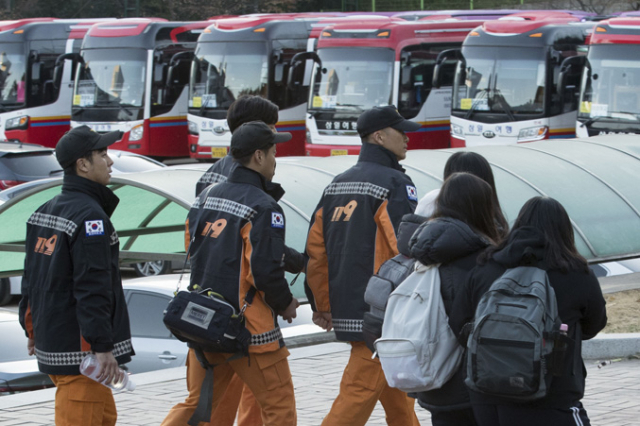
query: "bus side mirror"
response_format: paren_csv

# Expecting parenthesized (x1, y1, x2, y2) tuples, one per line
(432, 49, 463, 89)
(154, 63, 167, 84)
(166, 51, 194, 87)
(53, 52, 83, 89)
(557, 56, 586, 100)
(274, 63, 285, 85)
(287, 51, 321, 91)
(31, 62, 42, 83)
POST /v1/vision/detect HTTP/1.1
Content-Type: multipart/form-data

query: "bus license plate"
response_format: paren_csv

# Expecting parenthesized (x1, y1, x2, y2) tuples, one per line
(331, 149, 348, 156)
(211, 148, 227, 158)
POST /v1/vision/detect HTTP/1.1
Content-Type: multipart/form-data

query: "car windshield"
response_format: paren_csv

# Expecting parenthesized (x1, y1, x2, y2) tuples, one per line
(0, 43, 26, 108)
(190, 42, 268, 113)
(309, 47, 395, 113)
(579, 45, 640, 126)
(74, 49, 147, 110)
(0, 152, 61, 177)
(453, 46, 546, 117)
(109, 151, 166, 174)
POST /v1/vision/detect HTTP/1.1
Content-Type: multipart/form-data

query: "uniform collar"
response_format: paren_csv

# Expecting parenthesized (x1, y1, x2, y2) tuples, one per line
(358, 142, 405, 172)
(228, 165, 285, 202)
(62, 174, 120, 217)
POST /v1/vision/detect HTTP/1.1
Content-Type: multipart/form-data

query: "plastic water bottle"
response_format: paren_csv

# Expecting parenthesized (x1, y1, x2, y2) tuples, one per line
(551, 323, 569, 376)
(79, 353, 136, 392)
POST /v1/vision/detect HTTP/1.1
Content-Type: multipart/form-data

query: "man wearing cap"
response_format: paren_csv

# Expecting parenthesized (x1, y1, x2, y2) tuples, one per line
(305, 105, 421, 425)
(19, 125, 133, 426)
(162, 121, 299, 426)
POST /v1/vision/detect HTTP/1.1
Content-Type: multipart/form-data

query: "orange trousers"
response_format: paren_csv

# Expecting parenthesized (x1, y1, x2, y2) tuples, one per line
(207, 373, 262, 425)
(321, 341, 420, 426)
(49, 374, 117, 426)
(161, 347, 296, 426)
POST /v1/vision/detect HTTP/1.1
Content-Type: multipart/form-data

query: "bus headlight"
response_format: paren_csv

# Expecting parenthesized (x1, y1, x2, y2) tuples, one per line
(306, 127, 312, 144)
(129, 125, 144, 141)
(188, 121, 199, 135)
(451, 123, 464, 139)
(6, 116, 28, 130)
(518, 126, 547, 142)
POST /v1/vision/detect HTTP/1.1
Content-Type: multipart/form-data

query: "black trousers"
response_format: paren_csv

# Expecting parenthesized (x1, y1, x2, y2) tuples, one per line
(430, 408, 477, 426)
(472, 402, 590, 426)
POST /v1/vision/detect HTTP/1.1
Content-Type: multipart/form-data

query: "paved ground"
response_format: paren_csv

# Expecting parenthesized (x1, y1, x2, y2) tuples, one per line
(1, 342, 639, 425)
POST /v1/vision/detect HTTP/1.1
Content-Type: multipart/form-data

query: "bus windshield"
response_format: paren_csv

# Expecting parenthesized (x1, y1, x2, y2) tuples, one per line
(580, 45, 640, 127)
(73, 49, 146, 120)
(453, 46, 546, 120)
(309, 47, 394, 113)
(0, 43, 26, 108)
(190, 42, 268, 113)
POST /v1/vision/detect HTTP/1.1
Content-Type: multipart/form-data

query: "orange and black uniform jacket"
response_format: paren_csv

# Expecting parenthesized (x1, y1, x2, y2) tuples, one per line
(304, 142, 418, 342)
(187, 165, 293, 354)
(18, 175, 133, 375)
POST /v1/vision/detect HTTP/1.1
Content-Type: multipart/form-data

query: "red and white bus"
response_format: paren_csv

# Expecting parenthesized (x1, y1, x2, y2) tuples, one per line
(71, 19, 212, 158)
(0, 18, 113, 147)
(302, 17, 492, 156)
(442, 12, 592, 147)
(187, 13, 386, 160)
(577, 17, 640, 137)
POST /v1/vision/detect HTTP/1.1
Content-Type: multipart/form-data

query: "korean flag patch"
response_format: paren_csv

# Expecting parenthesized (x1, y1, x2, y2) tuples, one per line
(85, 220, 105, 236)
(271, 212, 284, 229)
(406, 185, 418, 201)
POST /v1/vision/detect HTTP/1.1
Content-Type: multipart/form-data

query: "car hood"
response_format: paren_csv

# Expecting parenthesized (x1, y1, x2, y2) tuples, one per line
(0, 359, 53, 393)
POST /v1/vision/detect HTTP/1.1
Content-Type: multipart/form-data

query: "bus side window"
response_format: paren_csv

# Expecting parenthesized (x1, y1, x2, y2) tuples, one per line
(272, 39, 307, 110)
(398, 45, 458, 119)
(562, 63, 582, 113)
(28, 40, 64, 106)
(152, 45, 191, 115)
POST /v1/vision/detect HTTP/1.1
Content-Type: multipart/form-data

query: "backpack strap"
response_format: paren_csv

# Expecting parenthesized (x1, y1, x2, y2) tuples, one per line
(188, 346, 247, 426)
(186, 284, 256, 426)
(176, 184, 216, 294)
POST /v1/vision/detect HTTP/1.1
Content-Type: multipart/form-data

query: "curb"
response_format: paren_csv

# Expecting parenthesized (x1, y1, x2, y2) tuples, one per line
(286, 331, 640, 361)
(582, 332, 640, 360)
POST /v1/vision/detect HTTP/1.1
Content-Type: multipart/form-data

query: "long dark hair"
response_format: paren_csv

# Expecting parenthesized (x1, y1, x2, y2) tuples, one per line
(443, 151, 509, 238)
(432, 172, 501, 244)
(487, 196, 589, 273)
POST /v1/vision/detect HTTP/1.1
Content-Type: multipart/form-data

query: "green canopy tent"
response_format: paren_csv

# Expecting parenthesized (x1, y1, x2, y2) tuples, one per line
(2, 135, 640, 299)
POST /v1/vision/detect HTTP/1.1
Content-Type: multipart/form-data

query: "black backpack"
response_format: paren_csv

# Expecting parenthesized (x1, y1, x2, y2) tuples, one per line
(362, 253, 416, 353)
(465, 265, 563, 401)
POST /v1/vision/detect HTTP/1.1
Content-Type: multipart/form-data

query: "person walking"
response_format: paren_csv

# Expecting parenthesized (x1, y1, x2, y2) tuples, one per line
(19, 126, 133, 426)
(162, 121, 299, 426)
(450, 196, 608, 426)
(409, 172, 503, 426)
(194, 95, 303, 426)
(414, 151, 509, 241)
(305, 105, 421, 426)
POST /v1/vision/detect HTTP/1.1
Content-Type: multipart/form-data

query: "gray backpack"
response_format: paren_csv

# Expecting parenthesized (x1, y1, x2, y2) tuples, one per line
(375, 263, 464, 393)
(465, 266, 561, 401)
(362, 253, 416, 353)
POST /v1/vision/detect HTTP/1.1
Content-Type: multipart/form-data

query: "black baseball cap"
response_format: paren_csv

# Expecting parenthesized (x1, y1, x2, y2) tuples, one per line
(357, 105, 422, 138)
(55, 125, 123, 168)
(230, 121, 292, 159)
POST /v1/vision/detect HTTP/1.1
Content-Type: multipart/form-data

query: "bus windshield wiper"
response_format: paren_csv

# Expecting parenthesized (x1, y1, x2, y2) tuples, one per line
(492, 88, 516, 122)
(199, 95, 214, 116)
(335, 103, 363, 112)
(580, 115, 608, 128)
(609, 111, 640, 122)
(464, 89, 488, 120)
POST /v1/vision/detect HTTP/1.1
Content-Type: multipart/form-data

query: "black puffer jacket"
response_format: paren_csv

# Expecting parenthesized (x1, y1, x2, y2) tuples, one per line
(449, 227, 607, 409)
(408, 217, 490, 412)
